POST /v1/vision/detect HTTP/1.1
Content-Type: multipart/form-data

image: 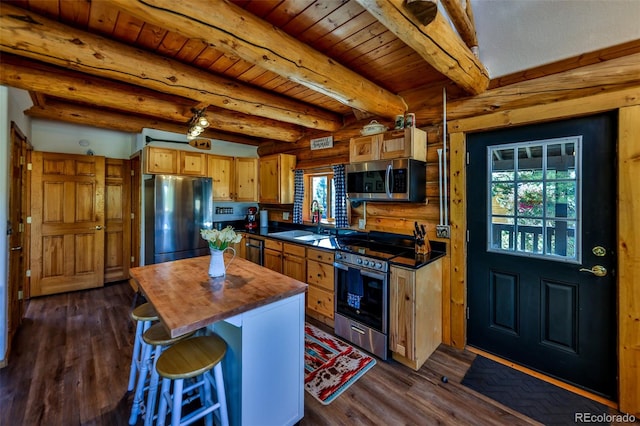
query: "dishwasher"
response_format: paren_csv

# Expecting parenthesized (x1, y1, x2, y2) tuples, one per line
(245, 236, 264, 266)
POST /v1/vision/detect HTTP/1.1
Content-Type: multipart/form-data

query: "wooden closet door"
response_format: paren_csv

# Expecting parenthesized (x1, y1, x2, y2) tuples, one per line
(104, 158, 131, 283)
(30, 152, 105, 296)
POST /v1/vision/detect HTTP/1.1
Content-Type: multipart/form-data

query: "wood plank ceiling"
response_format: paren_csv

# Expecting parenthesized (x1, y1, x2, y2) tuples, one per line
(0, 0, 487, 145)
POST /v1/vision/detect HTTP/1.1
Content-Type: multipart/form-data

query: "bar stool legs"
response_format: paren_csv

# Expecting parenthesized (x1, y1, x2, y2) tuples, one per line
(155, 335, 229, 426)
(128, 303, 158, 392)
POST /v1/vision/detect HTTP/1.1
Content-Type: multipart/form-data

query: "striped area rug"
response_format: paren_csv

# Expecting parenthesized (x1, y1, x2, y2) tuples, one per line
(304, 323, 376, 405)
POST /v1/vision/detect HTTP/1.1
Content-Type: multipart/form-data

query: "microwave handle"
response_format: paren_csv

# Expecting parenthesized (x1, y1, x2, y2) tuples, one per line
(385, 163, 392, 197)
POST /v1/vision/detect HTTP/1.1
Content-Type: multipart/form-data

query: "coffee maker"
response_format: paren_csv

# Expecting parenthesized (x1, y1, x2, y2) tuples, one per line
(245, 207, 258, 230)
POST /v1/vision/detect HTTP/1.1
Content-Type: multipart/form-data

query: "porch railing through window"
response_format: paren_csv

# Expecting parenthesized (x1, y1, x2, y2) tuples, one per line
(491, 223, 576, 257)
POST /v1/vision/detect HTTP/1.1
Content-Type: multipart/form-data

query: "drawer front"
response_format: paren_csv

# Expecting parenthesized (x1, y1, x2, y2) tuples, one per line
(264, 238, 283, 251)
(307, 286, 334, 319)
(307, 248, 334, 264)
(283, 242, 306, 258)
(307, 260, 334, 291)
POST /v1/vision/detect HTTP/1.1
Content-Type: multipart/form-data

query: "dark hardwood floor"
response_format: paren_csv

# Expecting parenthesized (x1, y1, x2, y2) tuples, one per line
(0, 281, 539, 426)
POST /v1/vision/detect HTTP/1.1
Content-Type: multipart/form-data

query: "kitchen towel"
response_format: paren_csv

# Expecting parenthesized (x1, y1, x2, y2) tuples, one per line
(347, 267, 363, 309)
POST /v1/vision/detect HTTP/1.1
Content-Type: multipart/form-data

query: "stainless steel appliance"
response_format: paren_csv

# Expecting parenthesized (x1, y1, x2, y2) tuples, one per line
(144, 175, 213, 264)
(245, 236, 264, 266)
(334, 235, 412, 360)
(346, 158, 426, 202)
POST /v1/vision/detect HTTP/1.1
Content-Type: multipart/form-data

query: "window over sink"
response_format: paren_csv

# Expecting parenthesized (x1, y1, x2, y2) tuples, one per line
(304, 168, 335, 225)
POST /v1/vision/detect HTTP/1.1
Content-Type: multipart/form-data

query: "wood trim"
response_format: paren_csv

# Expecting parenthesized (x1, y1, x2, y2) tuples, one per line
(617, 105, 640, 416)
(448, 132, 466, 349)
(448, 88, 640, 415)
(489, 39, 640, 89)
(448, 86, 640, 134)
(466, 346, 618, 409)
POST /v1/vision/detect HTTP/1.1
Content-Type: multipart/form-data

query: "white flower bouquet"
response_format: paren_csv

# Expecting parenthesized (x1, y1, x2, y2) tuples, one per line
(200, 226, 243, 251)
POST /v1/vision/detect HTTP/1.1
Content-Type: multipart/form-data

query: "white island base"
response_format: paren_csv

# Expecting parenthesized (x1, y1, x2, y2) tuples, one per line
(210, 293, 305, 426)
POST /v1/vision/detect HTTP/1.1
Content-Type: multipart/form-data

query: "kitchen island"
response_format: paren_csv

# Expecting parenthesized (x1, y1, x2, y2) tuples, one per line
(129, 254, 307, 426)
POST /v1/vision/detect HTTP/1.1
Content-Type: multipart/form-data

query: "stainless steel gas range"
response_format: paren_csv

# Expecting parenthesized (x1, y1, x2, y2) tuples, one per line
(333, 234, 412, 360)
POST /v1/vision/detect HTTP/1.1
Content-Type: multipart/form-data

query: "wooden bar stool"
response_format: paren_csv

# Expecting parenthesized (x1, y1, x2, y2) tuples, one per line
(128, 303, 158, 392)
(141, 324, 195, 426)
(156, 335, 229, 426)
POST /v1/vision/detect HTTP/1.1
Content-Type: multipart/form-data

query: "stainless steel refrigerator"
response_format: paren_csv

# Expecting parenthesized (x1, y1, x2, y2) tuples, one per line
(144, 175, 213, 264)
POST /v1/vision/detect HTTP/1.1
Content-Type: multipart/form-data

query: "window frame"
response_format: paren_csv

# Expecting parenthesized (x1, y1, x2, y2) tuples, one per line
(486, 136, 583, 264)
(303, 168, 335, 225)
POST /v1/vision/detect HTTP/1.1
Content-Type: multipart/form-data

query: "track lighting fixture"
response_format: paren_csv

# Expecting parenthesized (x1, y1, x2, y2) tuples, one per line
(187, 108, 209, 140)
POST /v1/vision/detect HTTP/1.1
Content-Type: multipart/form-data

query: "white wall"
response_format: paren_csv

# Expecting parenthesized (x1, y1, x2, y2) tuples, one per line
(31, 119, 136, 158)
(471, 0, 640, 77)
(0, 87, 33, 364)
(0, 86, 8, 364)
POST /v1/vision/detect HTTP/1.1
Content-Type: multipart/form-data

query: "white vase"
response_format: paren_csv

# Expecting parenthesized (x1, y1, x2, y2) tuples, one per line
(208, 247, 236, 278)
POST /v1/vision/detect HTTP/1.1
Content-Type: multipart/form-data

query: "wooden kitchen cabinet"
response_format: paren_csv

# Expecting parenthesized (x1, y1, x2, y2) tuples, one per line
(180, 151, 207, 176)
(390, 258, 442, 370)
(264, 238, 283, 273)
(208, 155, 258, 202)
(234, 157, 258, 202)
(349, 133, 382, 163)
(144, 146, 207, 176)
(259, 154, 296, 204)
(349, 127, 426, 163)
(144, 146, 178, 174)
(283, 243, 306, 282)
(306, 248, 335, 324)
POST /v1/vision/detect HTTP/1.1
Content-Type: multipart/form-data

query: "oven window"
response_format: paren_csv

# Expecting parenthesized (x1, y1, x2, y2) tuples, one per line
(335, 267, 386, 331)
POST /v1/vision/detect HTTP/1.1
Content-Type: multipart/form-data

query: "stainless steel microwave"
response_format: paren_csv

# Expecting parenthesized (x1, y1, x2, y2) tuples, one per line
(345, 158, 426, 202)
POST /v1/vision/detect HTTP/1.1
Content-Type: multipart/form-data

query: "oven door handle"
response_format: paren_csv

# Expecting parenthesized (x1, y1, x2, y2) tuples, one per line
(361, 270, 386, 280)
(334, 262, 348, 271)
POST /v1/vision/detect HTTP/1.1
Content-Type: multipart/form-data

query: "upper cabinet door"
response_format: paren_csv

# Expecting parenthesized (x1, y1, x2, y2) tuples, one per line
(144, 146, 178, 174)
(180, 151, 207, 176)
(209, 155, 234, 201)
(259, 154, 296, 204)
(234, 157, 258, 202)
(349, 134, 382, 163)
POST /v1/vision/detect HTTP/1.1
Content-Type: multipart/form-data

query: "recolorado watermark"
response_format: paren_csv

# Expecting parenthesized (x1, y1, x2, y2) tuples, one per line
(575, 412, 636, 423)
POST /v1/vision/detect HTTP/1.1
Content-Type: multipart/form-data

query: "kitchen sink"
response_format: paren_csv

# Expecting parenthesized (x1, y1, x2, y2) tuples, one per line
(267, 230, 330, 242)
(294, 234, 331, 242)
(267, 230, 314, 238)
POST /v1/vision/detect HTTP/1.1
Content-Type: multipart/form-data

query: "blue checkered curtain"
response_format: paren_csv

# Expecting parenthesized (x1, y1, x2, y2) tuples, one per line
(333, 164, 349, 228)
(293, 169, 304, 224)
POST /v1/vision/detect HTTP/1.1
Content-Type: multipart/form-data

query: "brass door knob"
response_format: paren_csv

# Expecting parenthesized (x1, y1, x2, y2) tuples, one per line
(579, 265, 607, 277)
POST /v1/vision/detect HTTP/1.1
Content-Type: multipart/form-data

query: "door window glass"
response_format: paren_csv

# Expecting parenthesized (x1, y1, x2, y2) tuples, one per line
(488, 137, 581, 262)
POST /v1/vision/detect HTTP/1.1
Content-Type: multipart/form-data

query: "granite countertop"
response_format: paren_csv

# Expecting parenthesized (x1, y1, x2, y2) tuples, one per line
(129, 255, 307, 338)
(390, 250, 446, 269)
(241, 227, 446, 270)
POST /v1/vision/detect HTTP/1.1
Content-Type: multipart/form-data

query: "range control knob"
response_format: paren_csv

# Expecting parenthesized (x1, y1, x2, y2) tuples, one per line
(356, 258, 363, 264)
(336, 253, 342, 260)
(375, 262, 382, 269)
(363, 259, 369, 266)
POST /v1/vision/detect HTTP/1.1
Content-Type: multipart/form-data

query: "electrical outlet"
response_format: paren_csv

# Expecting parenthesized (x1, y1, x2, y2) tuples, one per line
(282, 212, 290, 220)
(436, 225, 451, 239)
(358, 219, 366, 229)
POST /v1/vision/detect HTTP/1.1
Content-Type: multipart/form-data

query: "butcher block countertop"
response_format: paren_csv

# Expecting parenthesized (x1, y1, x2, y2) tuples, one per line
(129, 254, 308, 338)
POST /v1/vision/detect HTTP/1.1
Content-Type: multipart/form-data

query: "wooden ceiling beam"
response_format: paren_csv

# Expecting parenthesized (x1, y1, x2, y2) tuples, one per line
(107, 0, 408, 119)
(24, 100, 263, 146)
(0, 4, 342, 132)
(355, 0, 489, 95)
(0, 54, 304, 142)
(440, 0, 479, 52)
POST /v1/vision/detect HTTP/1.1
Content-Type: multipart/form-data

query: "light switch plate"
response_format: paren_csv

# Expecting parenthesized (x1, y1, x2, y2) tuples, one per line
(358, 219, 366, 229)
(283, 212, 290, 220)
